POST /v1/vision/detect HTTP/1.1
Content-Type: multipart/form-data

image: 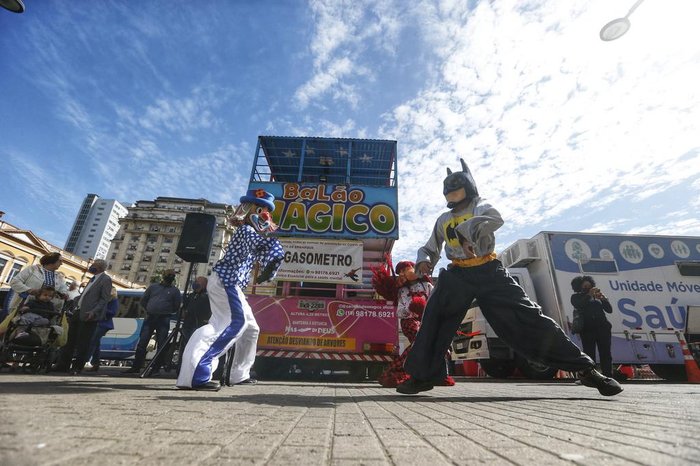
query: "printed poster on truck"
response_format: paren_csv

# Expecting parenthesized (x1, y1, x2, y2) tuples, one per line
(249, 295, 397, 353)
(276, 237, 363, 285)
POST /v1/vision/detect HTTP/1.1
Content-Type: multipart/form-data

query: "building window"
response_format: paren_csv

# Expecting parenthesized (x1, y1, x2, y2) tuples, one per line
(111, 253, 117, 260)
(0, 257, 7, 281)
(5, 263, 25, 284)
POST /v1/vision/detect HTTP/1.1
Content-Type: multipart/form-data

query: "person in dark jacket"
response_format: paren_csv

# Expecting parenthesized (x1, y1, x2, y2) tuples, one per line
(54, 259, 113, 374)
(85, 287, 119, 372)
(125, 269, 182, 374)
(180, 276, 211, 349)
(571, 276, 613, 377)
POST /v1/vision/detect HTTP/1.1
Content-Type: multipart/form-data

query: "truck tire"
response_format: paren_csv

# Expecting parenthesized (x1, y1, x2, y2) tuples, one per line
(350, 364, 367, 381)
(367, 363, 386, 381)
(649, 364, 688, 381)
(480, 359, 516, 379)
(254, 358, 289, 380)
(515, 354, 558, 380)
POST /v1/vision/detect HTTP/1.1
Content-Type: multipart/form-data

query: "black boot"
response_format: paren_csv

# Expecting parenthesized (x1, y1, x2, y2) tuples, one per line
(396, 377, 435, 395)
(578, 368, 623, 396)
(191, 381, 221, 392)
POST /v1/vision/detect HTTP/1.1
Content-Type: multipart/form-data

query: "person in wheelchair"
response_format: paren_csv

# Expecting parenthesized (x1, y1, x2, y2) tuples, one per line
(12, 286, 60, 346)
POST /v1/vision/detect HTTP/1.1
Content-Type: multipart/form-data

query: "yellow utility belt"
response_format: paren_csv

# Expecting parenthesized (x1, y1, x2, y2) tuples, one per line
(451, 252, 497, 268)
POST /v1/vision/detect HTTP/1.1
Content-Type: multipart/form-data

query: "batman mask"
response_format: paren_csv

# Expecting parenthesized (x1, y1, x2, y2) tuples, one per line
(443, 158, 479, 208)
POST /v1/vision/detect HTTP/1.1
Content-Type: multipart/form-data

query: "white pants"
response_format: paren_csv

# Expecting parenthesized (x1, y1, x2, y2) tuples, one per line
(176, 274, 259, 387)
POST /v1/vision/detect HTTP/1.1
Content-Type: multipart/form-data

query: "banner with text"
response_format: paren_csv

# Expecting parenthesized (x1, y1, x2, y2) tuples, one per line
(248, 182, 399, 239)
(277, 238, 363, 284)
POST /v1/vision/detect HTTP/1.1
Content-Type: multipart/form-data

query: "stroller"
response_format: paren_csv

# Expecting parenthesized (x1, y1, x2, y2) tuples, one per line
(0, 300, 67, 373)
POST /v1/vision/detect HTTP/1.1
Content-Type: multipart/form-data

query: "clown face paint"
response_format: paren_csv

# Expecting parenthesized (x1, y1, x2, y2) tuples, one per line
(249, 205, 275, 233)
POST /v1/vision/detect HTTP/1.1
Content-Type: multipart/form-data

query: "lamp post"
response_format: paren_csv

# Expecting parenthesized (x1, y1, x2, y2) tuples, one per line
(0, 0, 24, 13)
(80, 258, 94, 290)
(600, 0, 645, 41)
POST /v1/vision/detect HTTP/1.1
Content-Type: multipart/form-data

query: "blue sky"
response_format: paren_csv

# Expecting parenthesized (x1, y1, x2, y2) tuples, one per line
(1, 0, 699, 269)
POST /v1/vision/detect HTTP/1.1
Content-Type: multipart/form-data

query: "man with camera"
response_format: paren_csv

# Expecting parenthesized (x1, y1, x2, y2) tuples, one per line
(570, 275, 614, 377)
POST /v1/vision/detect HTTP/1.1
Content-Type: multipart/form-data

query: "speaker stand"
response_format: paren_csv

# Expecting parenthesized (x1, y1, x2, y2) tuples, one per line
(141, 261, 196, 378)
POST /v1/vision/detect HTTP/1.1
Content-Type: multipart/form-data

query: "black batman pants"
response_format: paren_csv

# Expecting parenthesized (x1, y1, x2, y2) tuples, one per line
(404, 260, 594, 381)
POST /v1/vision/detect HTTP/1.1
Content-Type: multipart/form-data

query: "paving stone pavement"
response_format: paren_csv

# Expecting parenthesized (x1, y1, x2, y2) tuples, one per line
(0, 371, 698, 466)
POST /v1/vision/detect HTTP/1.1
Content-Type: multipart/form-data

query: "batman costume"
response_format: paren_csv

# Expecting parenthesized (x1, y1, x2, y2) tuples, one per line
(398, 159, 623, 397)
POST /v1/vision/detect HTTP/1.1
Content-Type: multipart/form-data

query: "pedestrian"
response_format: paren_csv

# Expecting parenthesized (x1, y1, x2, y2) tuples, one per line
(176, 189, 284, 391)
(10, 285, 58, 346)
(84, 286, 119, 372)
(125, 269, 182, 374)
(396, 159, 623, 397)
(570, 276, 614, 377)
(180, 277, 211, 350)
(7, 252, 69, 318)
(371, 258, 455, 388)
(63, 281, 80, 315)
(53, 259, 113, 374)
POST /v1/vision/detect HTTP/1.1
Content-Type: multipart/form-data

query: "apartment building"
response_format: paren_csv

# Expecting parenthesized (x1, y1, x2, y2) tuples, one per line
(64, 194, 128, 260)
(107, 197, 232, 285)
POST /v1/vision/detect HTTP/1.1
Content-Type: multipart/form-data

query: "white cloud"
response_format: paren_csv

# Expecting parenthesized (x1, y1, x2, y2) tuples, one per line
(294, 0, 402, 109)
(381, 0, 700, 262)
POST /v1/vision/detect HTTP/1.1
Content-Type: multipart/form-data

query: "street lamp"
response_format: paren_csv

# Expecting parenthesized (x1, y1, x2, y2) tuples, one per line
(0, 0, 24, 13)
(600, 0, 645, 41)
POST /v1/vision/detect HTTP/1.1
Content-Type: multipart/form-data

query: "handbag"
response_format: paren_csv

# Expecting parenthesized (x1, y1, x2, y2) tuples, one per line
(54, 313, 70, 347)
(571, 308, 584, 334)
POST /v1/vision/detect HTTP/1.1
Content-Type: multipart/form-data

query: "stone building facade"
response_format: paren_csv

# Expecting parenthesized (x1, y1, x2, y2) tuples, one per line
(0, 220, 140, 306)
(106, 197, 233, 286)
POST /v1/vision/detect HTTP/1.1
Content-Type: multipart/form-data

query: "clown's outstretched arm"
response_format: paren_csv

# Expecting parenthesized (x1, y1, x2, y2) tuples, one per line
(416, 221, 444, 275)
(454, 201, 504, 257)
(254, 236, 285, 284)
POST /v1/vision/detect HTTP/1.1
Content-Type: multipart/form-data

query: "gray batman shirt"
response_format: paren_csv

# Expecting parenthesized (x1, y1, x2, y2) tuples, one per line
(416, 197, 504, 267)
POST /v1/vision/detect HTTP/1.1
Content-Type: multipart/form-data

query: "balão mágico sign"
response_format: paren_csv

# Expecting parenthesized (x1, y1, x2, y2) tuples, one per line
(251, 182, 398, 239)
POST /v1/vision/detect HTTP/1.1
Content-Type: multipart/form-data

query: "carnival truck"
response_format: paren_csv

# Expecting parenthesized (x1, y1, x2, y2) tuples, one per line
(243, 136, 400, 380)
(452, 231, 700, 381)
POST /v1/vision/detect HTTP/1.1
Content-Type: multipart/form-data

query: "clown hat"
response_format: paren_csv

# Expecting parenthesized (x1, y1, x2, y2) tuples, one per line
(240, 188, 275, 211)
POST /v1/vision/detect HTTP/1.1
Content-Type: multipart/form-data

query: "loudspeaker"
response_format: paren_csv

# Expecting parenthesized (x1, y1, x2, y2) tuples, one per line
(176, 213, 216, 263)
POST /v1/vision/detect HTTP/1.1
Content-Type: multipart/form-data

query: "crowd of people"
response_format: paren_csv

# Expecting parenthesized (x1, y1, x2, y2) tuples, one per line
(0, 173, 622, 398)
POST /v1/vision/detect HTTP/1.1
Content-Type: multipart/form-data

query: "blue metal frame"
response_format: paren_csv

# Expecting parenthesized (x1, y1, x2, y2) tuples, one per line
(250, 136, 398, 187)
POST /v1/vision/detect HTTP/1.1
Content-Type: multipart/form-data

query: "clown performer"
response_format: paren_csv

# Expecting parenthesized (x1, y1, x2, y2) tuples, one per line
(396, 159, 623, 397)
(177, 189, 284, 391)
(371, 258, 455, 388)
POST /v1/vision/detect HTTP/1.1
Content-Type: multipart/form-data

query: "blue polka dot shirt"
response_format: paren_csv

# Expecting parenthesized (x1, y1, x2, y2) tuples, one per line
(213, 224, 285, 288)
